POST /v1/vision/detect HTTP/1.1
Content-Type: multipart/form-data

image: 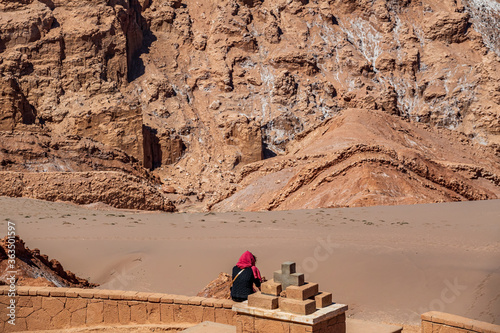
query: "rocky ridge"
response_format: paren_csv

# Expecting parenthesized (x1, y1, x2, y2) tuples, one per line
(0, 236, 96, 287)
(0, 0, 499, 211)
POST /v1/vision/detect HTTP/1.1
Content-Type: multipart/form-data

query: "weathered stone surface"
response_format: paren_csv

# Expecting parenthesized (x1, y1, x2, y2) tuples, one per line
(70, 308, 87, 327)
(118, 302, 131, 325)
(286, 282, 319, 301)
(103, 300, 119, 324)
(129, 301, 148, 324)
(51, 308, 72, 329)
(279, 298, 317, 316)
(261, 279, 282, 296)
(314, 292, 332, 309)
(147, 302, 161, 323)
(86, 300, 104, 325)
(247, 292, 279, 310)
(160, 303, 174, 323)
(1, 0, 499, 213)
(25, 309, 52, 331)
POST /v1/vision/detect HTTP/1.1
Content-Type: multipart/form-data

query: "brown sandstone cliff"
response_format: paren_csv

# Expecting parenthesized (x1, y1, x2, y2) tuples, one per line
(0, 0, 499, 211)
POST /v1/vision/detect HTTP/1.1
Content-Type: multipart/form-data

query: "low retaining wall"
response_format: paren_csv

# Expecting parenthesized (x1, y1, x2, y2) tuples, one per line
(421, 311, 500, 333)
(0, 286, 235, 332)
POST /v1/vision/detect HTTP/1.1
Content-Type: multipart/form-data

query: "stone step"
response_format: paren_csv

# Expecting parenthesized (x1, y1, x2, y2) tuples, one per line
(182, 321, 236, 332)
(346, 318, 403, 333)
(248, 291, 279, 309)
(286, 282, 319, 301)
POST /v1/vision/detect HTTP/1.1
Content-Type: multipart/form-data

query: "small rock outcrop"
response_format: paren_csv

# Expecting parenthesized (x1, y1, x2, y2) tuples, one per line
(0, 236, 97, 288)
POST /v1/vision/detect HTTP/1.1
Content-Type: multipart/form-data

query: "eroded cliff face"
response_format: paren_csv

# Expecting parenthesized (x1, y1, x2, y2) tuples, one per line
(0, 0, 499, 210)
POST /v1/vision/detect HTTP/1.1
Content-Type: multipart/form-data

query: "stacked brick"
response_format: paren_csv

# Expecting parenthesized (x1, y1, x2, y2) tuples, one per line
(248, 262, 333, 316)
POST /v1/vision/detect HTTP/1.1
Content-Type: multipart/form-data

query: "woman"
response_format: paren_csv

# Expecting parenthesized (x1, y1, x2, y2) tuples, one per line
(230, 250, 263, 302)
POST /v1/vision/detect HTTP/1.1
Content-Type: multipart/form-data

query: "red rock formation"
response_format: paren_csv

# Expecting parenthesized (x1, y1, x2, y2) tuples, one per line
(197, 272, 231, 299)
(210, 108, 500, 211)
(0, 0, 499, 211)
(0, 236, 97, 288)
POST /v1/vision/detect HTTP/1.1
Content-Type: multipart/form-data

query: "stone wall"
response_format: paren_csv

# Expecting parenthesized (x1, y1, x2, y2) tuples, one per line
(0, 286, 235, 332)
(421, 311, 500, 333)
(235, 312, 345, 333)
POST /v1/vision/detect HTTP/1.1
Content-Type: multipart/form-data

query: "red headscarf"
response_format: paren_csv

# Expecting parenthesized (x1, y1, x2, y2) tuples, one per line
(236, 251, 262, 282)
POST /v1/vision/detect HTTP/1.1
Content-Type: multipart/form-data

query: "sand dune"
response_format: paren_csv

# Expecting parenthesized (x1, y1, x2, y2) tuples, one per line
(0, 196, 498, 327)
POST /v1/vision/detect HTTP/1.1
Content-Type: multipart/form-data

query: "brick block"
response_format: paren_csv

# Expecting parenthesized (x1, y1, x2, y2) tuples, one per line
(134, 292, 151, 301)
(49, 288, 67, 297)
(201, 298, 214, 307)
(147, 302, 161, 323)
(173, 295, 191, 305)
(236, 313, 255, 333)
(93, 289, 110, 299)
(130, 301, 147, 324)
(160, 303, 173, 323)
(279, 298, 316, 315)
(261, 279, 282, 296)
(421, 321, 432, 333)
(160, 294, 174, 304)
(107, 291, 124, 300)
(78, 289, 95, 299)
(17, 286, 30, 296)
(121, 291, 138, 300)
(42, 297, 65, 317)
(248, 292, 279, 310)
(37, 288, 51, 297)
(255, 316, 290, 332)
(286, 282, 319, 301)
(87, 301, 104, 325)
(202, 306, 215, 322)
(65, 288, 80, 298)
(212, 299, 225, 308)
(188, 296, 205, 305)
(215, 307, 235, 325)
(221, 299, 235, 309)
(103, 300, 119, 324)
(148, 293, 162, 303)
(314, 292, 332, 308)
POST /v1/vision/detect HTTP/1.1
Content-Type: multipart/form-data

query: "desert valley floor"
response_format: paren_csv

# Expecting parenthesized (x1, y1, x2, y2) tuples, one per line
(0, 196, 498, 327)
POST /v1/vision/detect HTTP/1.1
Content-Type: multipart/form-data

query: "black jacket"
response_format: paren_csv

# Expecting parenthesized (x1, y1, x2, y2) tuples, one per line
(230, 266, 261, 301)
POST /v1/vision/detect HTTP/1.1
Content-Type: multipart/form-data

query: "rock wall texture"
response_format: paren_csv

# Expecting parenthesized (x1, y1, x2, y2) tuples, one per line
(0, 236, 96, 288)
(0, 171, 175, 211)
(1, 0, 499, 210)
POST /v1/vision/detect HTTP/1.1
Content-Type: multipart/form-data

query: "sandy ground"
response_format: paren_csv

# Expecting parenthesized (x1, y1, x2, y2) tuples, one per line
(0, 197, 499, 327)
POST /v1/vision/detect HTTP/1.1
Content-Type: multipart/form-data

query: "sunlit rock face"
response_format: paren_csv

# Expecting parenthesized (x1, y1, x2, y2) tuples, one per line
(0, 0, 499, 210)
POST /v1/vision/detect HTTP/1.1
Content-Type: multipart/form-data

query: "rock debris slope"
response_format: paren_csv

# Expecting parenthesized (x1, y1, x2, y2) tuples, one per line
(0, 0, 499, 211)
(0, 236, 96, 287)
